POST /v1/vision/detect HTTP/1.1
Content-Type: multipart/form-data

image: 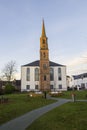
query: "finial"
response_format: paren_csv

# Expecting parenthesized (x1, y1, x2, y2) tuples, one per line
(42, 19, 46, 37)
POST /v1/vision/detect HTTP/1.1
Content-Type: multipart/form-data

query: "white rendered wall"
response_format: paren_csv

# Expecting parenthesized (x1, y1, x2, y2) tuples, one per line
(51, 66, 67, 91)
(21, 66, 39, 91)
(71, 77, 87, 89)
(21, 66, 67, 91)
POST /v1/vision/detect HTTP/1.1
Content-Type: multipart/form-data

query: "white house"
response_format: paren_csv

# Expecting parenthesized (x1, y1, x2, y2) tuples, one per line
(21, 60, 67, 91)
(70, 73, 87, 90)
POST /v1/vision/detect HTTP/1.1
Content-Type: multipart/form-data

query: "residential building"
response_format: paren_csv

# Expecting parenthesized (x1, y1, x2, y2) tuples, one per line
(71, 73, 87, 90)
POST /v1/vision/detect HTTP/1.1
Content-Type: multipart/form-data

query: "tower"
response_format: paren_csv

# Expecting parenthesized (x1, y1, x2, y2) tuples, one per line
(39, 20, 50, 91)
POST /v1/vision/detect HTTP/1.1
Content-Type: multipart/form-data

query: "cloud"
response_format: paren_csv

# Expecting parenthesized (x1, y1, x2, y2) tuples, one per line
(67, 57, 83, 67)
(67, 52, 87, 66)
(66, 52, 87, 75)
(14, 73, 21, 80)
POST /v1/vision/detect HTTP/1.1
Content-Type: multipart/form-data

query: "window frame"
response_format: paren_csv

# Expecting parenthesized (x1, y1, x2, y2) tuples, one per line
(59, 84, 62, 89)
(26, 68, 30, 81)
(50, 68, 54, 81)
(58, 68, 62, 81)
(26, 85, 30, 90)
(35, 68, 39, 81)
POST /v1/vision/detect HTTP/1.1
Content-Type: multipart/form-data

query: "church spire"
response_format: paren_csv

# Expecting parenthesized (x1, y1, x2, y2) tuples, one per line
(40, 20, 50, 91)
(42, 19, 46, 37)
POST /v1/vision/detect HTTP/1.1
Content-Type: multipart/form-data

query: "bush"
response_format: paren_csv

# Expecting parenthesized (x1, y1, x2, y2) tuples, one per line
(0, 89, 4, 95)
(50, 91, 63, 97)
(4, 83, 15, 94)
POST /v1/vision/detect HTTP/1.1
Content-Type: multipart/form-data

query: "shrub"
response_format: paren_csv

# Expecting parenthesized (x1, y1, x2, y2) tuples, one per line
(4, 83, 15, 94)
(0, 88, 4, 95)
(50, 91, 63, 97)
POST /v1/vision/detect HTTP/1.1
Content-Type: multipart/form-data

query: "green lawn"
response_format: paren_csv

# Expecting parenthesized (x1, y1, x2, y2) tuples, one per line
(51, 90, 87, 100)
(26, 102, 87, 130)
(0, 93, 55, 125)
(1, 90, 87, 127)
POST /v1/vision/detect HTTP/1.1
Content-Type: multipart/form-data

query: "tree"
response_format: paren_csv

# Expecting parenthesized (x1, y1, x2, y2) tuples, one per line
(2, 60, 17, 81)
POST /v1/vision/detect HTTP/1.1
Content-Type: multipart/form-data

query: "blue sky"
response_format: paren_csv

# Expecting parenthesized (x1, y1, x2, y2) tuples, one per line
(0, 0, 87, 79)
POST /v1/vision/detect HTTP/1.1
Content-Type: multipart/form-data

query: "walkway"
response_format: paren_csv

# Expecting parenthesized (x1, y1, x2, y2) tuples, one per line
(0, 98, 70, 130)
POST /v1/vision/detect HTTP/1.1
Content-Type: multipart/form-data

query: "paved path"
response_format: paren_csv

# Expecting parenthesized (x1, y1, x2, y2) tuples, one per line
(1, 97, 86, 130)
(0, 98, 70, 130)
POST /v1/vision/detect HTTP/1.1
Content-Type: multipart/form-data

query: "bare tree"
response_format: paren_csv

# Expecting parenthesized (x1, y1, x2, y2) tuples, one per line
(2, 60, 17, 81)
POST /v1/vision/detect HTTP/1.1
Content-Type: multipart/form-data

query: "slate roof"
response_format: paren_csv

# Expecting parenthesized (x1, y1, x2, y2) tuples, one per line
(22, 60, 65, 67)
(73, 73, 87, 80)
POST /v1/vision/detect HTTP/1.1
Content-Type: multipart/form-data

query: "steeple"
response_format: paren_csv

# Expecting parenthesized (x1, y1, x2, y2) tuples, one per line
(40, 20, 50, 91)
(40, 20, 48, 50)
(41, 19, 46, 37)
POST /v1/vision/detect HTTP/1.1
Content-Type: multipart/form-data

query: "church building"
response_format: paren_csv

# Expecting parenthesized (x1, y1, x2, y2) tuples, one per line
(21, 21, 67, 91)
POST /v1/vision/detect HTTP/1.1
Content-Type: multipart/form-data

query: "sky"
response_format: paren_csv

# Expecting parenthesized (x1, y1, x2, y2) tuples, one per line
(0, 0, 87, 79)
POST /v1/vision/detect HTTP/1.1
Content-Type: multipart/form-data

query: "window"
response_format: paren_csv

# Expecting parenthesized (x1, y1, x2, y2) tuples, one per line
(50, 68, 54, 81)
(26, 85, 30, 90)
(58, 68, 62, 81)
(35, 68, 39, 81)
(44, 75, 46, 81)
(50, 85, 53, 89)
(58, 77, 62, 80)
(43, 39, 45, 44)
(26, 68, 30, 81)
(59, 84, 62, 89)
(58, 68, 61, 73)
(43, 52, 46, 58)
(35, 85, 38, 89)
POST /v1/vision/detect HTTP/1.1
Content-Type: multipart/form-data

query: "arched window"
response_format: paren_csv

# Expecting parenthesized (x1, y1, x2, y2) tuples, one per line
(35, 68, 39, 81)
(58, 68, 61, 73)
(26, 68, 30, 81)
(58, 68, 62, 80)
(44, 75, 46, 81)
(50, 68, 54, 81)
(43, 52, 46, 58)
(43, 39, 45, 44)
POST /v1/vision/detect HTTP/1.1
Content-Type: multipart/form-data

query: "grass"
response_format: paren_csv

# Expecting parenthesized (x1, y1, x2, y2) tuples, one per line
(50, 90, 87, 100)
(26, 102, 87, 130)
(64, 90, 87, 99)
(0, 93, 55, 125)
(1, 90, 87, 127)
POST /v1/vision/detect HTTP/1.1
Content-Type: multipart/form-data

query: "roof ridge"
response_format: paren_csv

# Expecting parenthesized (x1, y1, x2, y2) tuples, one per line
(22, 60, 65, 67)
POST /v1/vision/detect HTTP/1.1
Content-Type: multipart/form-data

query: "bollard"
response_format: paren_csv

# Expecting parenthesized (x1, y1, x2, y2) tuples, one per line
(72, 93, 75, 102)
(44, 91, 47, 99)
